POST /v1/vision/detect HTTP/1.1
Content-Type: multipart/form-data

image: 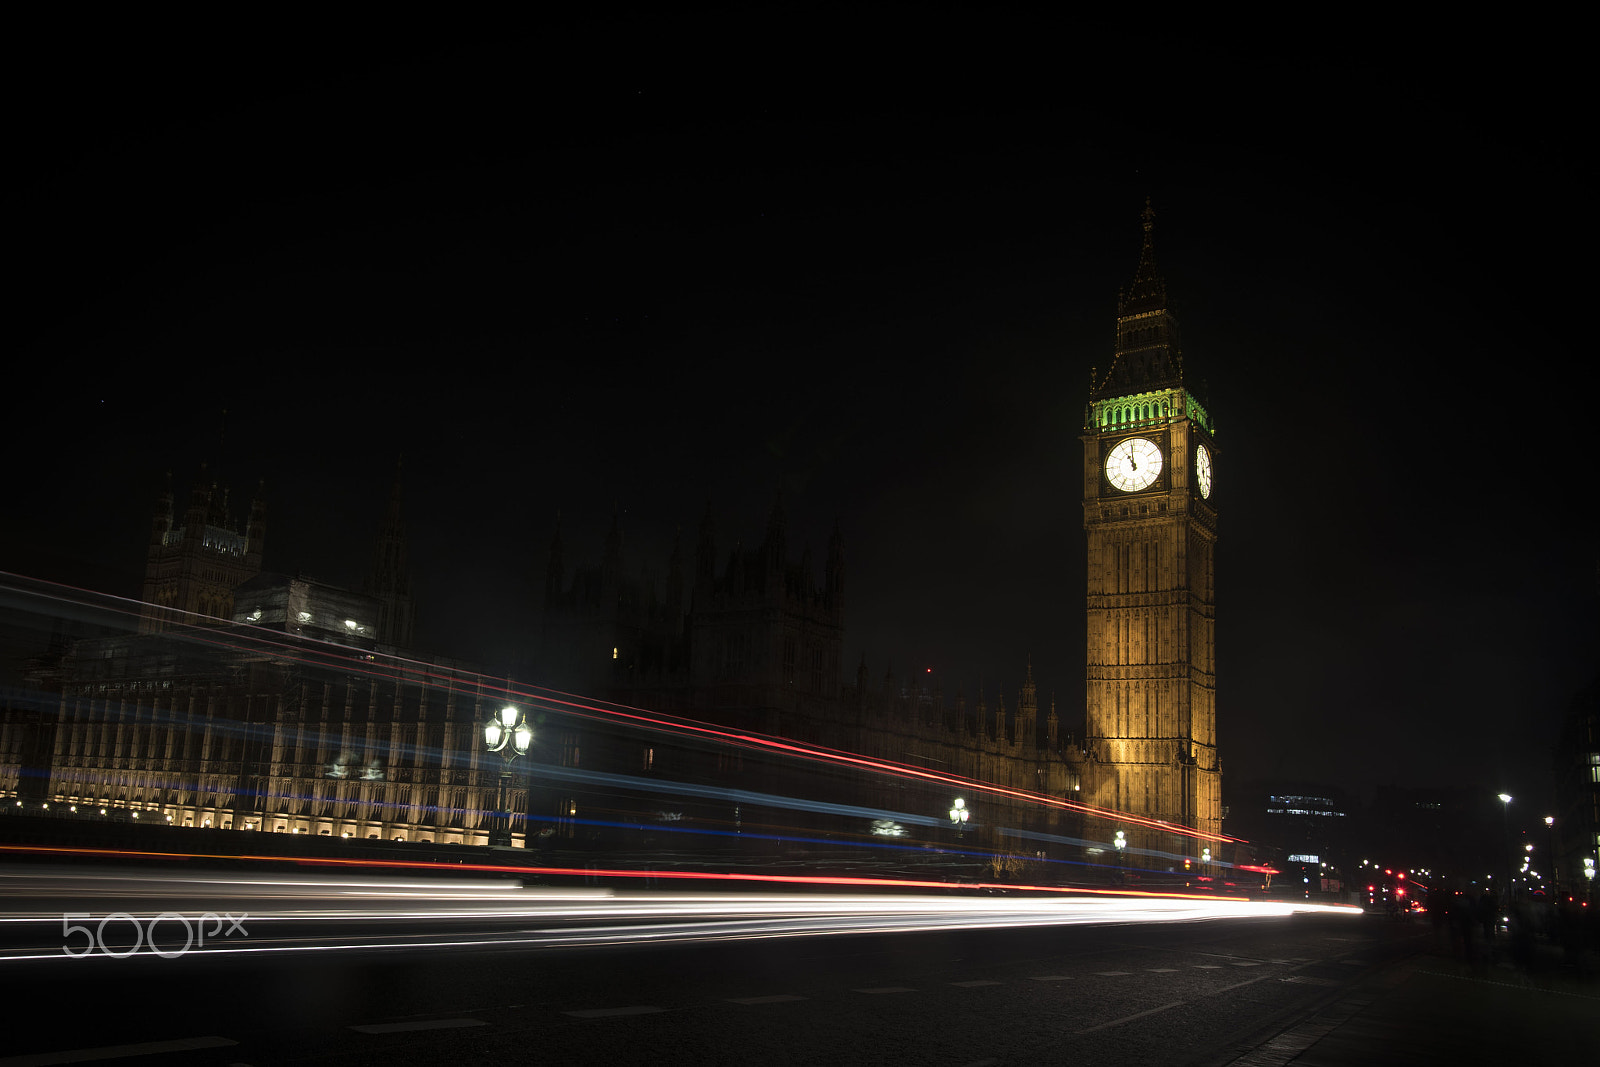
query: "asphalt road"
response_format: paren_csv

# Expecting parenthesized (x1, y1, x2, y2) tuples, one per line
(4, 863, 1594, 1066)
(4, 904, 1402, 1065)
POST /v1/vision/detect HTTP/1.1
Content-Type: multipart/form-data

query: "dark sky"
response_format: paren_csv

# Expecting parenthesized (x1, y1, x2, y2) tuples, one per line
(8, 16, 1594, 817)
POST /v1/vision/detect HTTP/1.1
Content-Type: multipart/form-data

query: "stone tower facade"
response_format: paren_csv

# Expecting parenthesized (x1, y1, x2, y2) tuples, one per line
(1080, 202, 1221, 846)
(139, 466, 266, 633)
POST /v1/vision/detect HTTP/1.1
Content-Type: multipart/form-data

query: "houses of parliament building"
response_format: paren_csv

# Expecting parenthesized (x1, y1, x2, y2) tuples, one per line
(0, 206, 1225, 871)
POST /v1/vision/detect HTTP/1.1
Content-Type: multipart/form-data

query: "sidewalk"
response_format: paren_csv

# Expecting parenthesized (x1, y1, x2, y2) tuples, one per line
(1230, 919, 1600, 1065)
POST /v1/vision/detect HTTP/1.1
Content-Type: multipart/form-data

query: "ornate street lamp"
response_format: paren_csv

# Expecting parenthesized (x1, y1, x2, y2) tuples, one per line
(949, 797, 969, 828)
(483, 704, 532, 847)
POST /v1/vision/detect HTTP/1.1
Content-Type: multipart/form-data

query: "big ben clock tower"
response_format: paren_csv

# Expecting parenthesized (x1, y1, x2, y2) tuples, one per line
(1082, 201, 1220, 846)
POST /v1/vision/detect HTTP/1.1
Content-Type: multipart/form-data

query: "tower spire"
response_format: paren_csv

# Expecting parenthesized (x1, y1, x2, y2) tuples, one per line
(1093, 199, 1184, 400)
(1118, 198, 1166, 317)
(365, 457, 415, 646)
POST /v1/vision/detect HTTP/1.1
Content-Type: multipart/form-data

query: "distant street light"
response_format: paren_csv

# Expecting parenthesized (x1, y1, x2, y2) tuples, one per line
(483, 704, 533, 847)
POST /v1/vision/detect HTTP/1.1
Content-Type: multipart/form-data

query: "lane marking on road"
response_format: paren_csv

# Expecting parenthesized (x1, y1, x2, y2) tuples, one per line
(1214, 974, 1278, 996)
(1072, 963, 1286, 1038)
(563, 1006, 666, 1018)
(350, 1019, 487, 1034)
(1094, 971, 1131, 976)
(1230, 961, 1262, 967)
(1191, 964, 1221, 969)
(853, 987, 916, 994)
(0, 1036, 238, 1066)
(726, 995, 807, 1004)
(1028, 975, 1073, 981)
(1076, 1000, 1185, 1034)
(949, 980, 1003, 987)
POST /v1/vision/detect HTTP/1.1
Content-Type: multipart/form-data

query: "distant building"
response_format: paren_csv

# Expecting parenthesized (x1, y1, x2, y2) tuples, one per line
(1552, 674, 1599, 897)
(1224, 780, 1354, 868)
(1364, 785, 1503, 879)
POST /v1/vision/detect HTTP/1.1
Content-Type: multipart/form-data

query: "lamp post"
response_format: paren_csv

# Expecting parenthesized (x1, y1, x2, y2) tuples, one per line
(1544, 816, 1557, 895)
(1497, 793, 1513, 909)
(949, 797, 969, 830)
(482, 704, 532, 847)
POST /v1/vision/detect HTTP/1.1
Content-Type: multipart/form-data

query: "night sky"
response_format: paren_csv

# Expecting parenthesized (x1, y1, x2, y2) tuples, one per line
(8, 17, 1593, 818)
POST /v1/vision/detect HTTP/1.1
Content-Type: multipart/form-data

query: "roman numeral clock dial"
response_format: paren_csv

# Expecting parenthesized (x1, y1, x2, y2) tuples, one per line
(1104, 437, 1162, 492)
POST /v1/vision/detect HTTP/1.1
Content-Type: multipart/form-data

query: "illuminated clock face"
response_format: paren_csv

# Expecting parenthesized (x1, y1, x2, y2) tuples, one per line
(1195, 443, 1212, 499)
(1104, 437, 1162, 492)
